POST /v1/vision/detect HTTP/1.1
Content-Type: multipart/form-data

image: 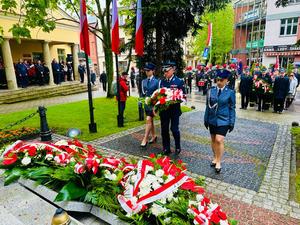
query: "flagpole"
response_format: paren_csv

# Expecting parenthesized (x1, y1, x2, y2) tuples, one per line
(115, 53, 123, 127)
(85, 53, 97, 132)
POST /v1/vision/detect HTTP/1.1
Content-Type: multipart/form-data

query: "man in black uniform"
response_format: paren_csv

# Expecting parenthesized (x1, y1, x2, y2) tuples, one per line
(100, 71, 107, 91)
(159, 61, 185, 155)
(239, 68, 252, 109)
(273, 68, 290, 113)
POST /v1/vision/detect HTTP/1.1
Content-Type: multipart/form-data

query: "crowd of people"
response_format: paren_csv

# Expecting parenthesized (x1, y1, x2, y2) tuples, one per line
(184, 63, 299, 113)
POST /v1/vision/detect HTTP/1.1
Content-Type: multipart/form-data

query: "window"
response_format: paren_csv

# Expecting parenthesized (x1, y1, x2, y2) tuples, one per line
(280, 17, 298, 35)
(57, 49, 66, 62)
(289, 0, 300, 4)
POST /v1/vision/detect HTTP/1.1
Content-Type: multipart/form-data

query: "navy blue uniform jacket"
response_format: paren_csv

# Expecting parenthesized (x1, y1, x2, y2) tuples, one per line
(204, 86, 236, 127)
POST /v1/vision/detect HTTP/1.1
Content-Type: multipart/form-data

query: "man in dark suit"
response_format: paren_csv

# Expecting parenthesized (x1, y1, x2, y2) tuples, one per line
(36, 60, 45, 86)
(159, 61, 185, 155)
(257, 67, 272, 111)
(239, 67, 252, 109)
(52, 59, 61, 85)
(100, 71, 107, 91)
(273, 68, 290, 113)
(78, 63, 85, 83)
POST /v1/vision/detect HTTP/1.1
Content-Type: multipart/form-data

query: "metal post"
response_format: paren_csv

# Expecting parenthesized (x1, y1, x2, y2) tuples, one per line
(137, 56, 144, 121)
(38, 106, 52, 141)
(115, 53, 124, 127)
(85, 53, 97, 133)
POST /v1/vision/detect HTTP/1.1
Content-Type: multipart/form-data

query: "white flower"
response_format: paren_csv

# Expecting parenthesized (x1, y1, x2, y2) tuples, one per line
(159, 197, 167, 204)
(130, 175, 137, 183)
(139, 187, 151, 196)
(196, 194, 204, 202)
(54, 140, 68, 146)
(220, 220, 229, 225)
(21, 156, 31, 166)
(188, 200, 198, 207)
(165, 175, 175, 183)
(145, 165, 154, 173)
(155, 169, 164, 177)
(104, 170, 117, 181)
(164, 217, 171, 224)
(150, 203, 169, 216)
(166, 193, 173, 202)
(140, 179, 152, 188)
(151, 181, 161, 190)
(187, 208, 194, 214)
(45, 154, 53, 161)
(70, 157, 76, 162)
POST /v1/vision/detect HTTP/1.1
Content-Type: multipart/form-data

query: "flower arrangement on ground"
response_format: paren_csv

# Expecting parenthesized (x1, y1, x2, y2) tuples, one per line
(145, 87, 186, 113)
(0, 127, 39, 148)
(0, 140, 237, 225)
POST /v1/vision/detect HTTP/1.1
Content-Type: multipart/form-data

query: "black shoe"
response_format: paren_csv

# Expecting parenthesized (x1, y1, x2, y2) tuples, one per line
(149, 136, 157, 144)
(175, 149, 181, 155)
(163, 149, 171, 155)
(140, 142, 148, 148)
(215, 167, 222, 173)
(210, 162, 216, 167)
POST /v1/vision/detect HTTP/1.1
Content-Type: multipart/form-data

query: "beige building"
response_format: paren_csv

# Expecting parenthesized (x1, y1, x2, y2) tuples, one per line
(0, 8, 81, 90)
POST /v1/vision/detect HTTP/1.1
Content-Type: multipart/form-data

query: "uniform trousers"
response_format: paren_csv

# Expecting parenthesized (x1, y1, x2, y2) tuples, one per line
(241, 94, 249, 109)
(274, 98, 285, 112)
(160, 109, 181, 151)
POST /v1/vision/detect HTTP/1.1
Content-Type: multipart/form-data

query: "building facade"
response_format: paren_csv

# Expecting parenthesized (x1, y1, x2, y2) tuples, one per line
(232, 0, 267, 66)
(0, 8, 80, 90)
(262, 0, 300, 67)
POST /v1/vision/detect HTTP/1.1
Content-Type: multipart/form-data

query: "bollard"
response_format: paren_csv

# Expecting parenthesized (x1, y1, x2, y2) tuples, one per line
(138, 101, 144, 121)
(51, 208, 77, 225)
(38, 106, 52, 141)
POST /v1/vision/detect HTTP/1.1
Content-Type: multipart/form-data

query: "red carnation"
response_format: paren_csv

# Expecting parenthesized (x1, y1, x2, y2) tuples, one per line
(210, 212, 221, 224)
(27, 146, 37, 157)
(160, 88, 166, 94)
(218, 211, 227, 220)
(149, 153, 156, 158)
(159, 97, 166, 105)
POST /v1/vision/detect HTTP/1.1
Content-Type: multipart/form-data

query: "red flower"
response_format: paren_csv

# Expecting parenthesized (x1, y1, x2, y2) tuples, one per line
(149, 153, 156, 158)
(27, 146, 37, 157)
(2, 153, 18, 165)
(160, 88, 166, 94)
(218, 211, 227, 220)
(210, 212, 221, 224)
(159, 97, 166, 105)
(73, 139, 84, 148)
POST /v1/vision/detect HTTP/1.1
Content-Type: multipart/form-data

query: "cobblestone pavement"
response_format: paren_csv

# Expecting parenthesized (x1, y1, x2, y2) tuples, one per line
(98, 110, 278, 191)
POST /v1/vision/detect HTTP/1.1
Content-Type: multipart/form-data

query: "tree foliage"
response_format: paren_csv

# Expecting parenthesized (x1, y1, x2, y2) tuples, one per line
(120, 0, 230, 76)
(192, 4, 233, 65)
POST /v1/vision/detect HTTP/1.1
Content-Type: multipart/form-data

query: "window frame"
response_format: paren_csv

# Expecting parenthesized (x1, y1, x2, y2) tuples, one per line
(279, 17, 298, 36)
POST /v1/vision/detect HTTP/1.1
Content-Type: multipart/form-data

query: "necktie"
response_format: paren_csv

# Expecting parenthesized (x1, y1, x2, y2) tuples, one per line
(218, 89, 221, 97)
(147, 79, 150, 88)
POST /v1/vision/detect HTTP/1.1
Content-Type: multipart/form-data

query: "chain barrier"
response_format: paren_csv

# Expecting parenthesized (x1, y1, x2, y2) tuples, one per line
(0, 110, 38, 132)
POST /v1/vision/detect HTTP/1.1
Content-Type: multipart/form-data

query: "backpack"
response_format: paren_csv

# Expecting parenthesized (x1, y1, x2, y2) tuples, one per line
(112, 81, 118, 96)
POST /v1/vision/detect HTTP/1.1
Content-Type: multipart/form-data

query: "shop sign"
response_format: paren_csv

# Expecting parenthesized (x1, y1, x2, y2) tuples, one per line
(264, 45, 300, 52)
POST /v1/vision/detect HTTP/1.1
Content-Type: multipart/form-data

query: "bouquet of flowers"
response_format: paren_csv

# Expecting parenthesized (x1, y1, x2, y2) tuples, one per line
(0, 140, 236, 225)
(145, 87, 186, 113)
(253, 79, 273, 94)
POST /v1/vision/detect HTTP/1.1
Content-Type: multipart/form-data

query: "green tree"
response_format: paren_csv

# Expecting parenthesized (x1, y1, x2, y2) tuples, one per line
(192, 4, 233, 65)
(0, 0, 115, 98)
(120, 0, 230, 76)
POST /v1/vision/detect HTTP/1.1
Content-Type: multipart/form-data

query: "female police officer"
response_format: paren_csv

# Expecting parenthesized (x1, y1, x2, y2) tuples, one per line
(140, 63, 159, 147)
(204, 69, 236, 173)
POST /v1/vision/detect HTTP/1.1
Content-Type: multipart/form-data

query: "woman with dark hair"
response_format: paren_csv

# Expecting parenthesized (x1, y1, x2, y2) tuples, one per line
(204, 69, 236, 173)
(140, 62, 159, 148)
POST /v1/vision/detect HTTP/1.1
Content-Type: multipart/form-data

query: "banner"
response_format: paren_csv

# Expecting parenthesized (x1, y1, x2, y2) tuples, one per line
(202, 48, 210, 59)
(135, 0, 144, 56)
(80, 0, 90, 56)
(111, 0, 120, 54)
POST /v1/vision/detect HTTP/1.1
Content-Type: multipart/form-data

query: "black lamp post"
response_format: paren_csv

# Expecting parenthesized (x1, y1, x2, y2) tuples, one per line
(38, 106, 52, 141)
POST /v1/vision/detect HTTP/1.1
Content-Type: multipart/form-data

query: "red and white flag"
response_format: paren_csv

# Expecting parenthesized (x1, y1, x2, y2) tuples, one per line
(275, 55, 279, 69)
(111, 0, 120, 54)
(206, 22, 212, 47)
(80, 0, 90, 56)
(135, 0, 144, 56)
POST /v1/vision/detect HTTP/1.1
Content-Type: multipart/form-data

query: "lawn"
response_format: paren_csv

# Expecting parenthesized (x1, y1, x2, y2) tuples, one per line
(0, 97, 191, 141)
(291, 127, 300, 203)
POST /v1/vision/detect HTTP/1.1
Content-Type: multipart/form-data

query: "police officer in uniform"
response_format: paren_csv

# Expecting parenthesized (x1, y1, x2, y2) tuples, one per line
(159, 61, 185, 155)
(204, 69, 236, 173)
(140, 63, 159, 147)
(273, 68, 290, 113)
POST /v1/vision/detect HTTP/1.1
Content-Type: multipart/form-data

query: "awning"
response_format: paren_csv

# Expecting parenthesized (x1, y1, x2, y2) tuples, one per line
(264, 51, 300, 56)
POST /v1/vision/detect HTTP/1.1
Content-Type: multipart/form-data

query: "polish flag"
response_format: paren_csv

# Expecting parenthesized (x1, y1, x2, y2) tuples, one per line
(135, 0, 144, 56)
(80, 0, 90, 56)
(206, 23, 212, 47)
(274, 55, 279, 69)
(111, 0, 120, 54)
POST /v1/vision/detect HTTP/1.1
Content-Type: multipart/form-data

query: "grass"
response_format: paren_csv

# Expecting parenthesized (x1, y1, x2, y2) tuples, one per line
(0, 97, 191, 141)
(291, 127, 300, 202)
